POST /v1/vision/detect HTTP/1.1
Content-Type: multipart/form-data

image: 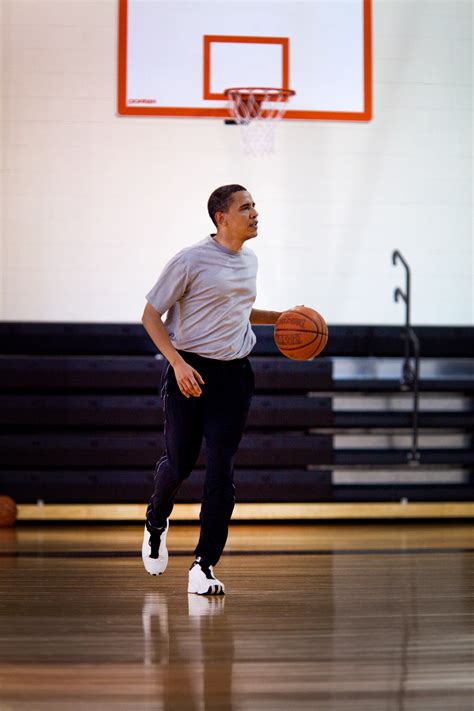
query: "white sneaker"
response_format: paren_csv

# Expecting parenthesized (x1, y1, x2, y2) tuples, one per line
(188, 559, 225, 595)
(142, 519, 169, 576)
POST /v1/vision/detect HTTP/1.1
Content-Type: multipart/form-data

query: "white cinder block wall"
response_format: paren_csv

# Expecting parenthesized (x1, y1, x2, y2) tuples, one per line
(0, 0, 472, 324)
(0, 0, 5, 318)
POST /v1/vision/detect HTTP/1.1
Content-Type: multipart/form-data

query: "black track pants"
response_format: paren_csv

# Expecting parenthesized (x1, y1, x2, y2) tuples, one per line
(149, 351, 254, 566)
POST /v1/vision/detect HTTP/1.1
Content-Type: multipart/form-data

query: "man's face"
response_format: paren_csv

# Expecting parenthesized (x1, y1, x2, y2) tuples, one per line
(221, 190, 259, 240)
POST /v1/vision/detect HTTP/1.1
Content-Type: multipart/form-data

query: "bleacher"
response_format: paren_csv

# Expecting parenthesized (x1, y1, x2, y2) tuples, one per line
(0, 322, 473, 508)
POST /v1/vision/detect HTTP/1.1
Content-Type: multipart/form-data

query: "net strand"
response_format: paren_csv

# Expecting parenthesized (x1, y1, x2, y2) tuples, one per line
(225, 88, 295, 157)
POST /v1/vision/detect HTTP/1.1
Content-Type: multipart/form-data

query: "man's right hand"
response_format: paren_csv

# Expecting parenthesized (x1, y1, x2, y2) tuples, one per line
(172, 360, 205, 398)
(141, 305, 205, 398)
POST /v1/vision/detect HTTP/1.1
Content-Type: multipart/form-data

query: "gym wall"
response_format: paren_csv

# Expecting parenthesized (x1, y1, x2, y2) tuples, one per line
(0, 0, 472, 325)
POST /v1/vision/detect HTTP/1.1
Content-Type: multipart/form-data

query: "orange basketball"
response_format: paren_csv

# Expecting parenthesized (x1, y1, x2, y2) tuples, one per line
(274, 306, 328, 360)
(0, 496, 17, 527)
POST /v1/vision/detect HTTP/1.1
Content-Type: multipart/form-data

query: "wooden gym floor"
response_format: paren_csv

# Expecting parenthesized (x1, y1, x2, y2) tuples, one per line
(0, 522, 473, 710)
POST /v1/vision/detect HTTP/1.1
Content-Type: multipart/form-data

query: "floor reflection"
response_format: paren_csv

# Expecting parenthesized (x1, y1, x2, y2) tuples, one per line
(142, 591, 233, 710)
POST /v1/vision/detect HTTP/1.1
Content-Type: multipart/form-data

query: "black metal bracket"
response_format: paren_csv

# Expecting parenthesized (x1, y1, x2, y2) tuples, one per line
(392, 250, 421, 465)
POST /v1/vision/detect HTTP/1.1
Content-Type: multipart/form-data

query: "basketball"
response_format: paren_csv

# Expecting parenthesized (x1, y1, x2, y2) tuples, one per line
(274, 306, 328, 360)
(0, 496, 17, 527)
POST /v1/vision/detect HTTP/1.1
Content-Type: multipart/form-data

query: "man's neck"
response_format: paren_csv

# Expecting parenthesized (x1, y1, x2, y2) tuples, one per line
(212, 232, 244, 253)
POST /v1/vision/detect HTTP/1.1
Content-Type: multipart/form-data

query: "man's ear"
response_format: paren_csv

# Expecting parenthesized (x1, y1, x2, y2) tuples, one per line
(215, 211, 227, 228)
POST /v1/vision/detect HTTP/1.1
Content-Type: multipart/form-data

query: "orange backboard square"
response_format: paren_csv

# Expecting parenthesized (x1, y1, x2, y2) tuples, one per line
(203, 35, 290, 101)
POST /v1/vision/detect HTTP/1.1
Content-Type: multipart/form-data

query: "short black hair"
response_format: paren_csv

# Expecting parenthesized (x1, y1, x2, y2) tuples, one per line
(207, 184, 247, 227)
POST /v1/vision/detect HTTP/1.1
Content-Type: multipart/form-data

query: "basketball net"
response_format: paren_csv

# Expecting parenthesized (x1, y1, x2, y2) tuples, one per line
(225, 87, 295, 157)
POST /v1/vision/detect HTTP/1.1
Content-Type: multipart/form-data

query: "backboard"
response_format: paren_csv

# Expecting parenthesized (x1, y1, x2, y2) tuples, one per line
(117, 0, 372, 121)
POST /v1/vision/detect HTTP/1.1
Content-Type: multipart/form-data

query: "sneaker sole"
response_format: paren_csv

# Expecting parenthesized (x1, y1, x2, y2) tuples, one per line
(188, 583, 225, 596)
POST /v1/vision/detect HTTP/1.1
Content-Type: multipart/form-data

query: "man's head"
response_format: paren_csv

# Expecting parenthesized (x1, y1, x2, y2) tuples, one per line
(207, 184, 248, 227)
(207, 185, 258, 246)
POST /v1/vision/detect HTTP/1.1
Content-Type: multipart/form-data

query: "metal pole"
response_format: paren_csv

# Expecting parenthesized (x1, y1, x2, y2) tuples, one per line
(392, 251, 420, 464)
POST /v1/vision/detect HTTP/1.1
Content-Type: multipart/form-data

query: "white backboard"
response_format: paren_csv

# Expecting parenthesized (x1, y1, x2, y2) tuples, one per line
(118, 0, 372, 121)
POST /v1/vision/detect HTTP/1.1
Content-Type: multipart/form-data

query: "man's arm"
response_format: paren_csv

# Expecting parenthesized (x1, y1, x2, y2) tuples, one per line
(141, 303, 204, 398)
(250, 308, 282, 325)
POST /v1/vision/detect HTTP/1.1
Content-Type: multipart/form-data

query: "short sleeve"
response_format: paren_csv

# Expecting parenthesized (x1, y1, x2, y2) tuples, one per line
(146, 253, 189, 315)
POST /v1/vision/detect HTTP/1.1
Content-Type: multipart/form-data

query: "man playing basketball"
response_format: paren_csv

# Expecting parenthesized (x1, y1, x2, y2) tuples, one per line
(141, 184, 282, 595)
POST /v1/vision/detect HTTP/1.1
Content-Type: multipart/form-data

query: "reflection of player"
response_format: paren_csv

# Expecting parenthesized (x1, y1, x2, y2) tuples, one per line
(141, 184, 283, 594)
(141, 591, 230, 707)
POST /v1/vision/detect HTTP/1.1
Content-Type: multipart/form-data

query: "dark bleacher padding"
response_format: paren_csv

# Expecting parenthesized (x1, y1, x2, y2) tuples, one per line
(1, 322, 473, 357)
(0, 356, 332, 392)
(333, 411, 474, 430)
(0, 469, 332, 504)
(0, 394, 164, 428)
(0, 432, 333, 468)
(253, 325, 474, 358)
(0, 323, 153, 356)
(2, 354, 473, 394)
(0, 394, 332, 429)
(1, 395, 472, 431)
(1, 322, 473, 505)
(0, 356, 163, 390)
(252, 358, 332, 390)
(333, 378, 474, 393)
(334, 449, 474, 466)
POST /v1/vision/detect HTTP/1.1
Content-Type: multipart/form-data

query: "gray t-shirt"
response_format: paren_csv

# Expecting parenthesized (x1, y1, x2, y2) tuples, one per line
(146, 235, 258, 360)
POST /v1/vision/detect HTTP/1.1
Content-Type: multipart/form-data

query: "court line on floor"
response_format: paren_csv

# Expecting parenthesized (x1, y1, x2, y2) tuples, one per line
(1, 548, 473, 558)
